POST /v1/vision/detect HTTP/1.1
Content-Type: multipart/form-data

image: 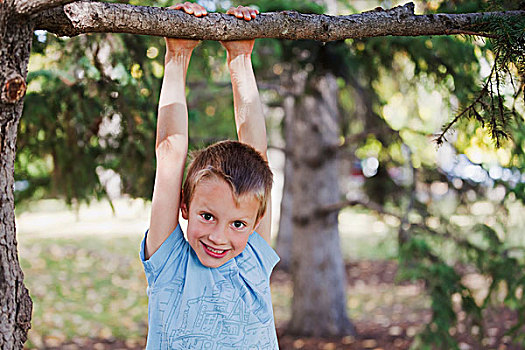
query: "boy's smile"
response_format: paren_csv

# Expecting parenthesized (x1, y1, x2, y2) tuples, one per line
(181, 176, 261, 268)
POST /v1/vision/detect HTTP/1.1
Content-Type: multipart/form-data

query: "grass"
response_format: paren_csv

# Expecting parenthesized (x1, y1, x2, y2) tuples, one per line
(20, 235, 148, 348)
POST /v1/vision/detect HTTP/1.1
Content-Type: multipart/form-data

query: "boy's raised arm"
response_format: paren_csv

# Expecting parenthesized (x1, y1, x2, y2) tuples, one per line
(145, 3, 206, 260)
(221, 7, 272, 244)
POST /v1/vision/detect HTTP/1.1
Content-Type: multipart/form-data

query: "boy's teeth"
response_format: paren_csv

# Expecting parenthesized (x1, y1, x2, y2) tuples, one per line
(207, 246, 224, 254)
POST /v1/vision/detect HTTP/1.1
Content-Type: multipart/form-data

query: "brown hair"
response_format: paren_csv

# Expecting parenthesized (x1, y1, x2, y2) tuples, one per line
(182, 140, 273, 221)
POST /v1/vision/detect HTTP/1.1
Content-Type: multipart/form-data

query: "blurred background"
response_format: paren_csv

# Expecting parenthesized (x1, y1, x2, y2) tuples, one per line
(17, 0, 525, 348)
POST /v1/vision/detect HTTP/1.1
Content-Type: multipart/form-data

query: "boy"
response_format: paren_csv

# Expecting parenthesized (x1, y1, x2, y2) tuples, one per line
(140, 2, 280, 349)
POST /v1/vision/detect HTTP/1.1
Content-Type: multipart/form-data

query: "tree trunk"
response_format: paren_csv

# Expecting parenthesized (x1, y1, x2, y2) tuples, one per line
(0, 5, 34, 348)
(275, 96, 294, 271)
(288, 73, 354, 336)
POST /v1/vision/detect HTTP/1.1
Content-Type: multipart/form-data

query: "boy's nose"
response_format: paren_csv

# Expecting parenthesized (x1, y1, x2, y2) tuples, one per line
(208, 228, 228, 245)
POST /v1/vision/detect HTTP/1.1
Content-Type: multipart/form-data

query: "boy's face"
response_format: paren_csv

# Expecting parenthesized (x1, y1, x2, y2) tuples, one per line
(181, 177, 261, 268)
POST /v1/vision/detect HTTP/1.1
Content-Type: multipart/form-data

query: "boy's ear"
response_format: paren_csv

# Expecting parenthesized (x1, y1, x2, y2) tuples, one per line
(181, 196, 188, 220)
(253, 217, 262, 231)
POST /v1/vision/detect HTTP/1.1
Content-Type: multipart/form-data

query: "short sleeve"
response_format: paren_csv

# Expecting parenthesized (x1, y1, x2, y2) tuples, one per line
(247, 231, 280, 279)
(140, 224, 185, 286)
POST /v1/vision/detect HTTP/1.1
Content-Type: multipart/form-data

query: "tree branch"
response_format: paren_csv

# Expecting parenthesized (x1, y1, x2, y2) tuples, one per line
(15, 0, 75, 16)
(33, 1, 524, 41)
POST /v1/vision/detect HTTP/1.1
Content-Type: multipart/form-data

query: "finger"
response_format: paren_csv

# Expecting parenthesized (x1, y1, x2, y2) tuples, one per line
(250, 9, 258, 18)
(173, 3, 183, 10)
(182, 3, 194, 14)
(192, 3, 206, 16)
(226, 7, 235, 15)
(236, 7, 249, 20)
(232, 7, 239, 16)
(243, 9, 252, 21)
(192, 5, 202, 16)
(184, 2, 197, 14)
(235, 5, 245, 18)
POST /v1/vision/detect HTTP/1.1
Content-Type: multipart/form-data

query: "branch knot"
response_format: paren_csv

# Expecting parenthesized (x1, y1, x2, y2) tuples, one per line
(2, 73, 26, 104)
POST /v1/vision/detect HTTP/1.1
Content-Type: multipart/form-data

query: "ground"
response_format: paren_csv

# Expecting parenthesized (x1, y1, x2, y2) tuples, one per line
(33, 261, 523, 349)
(276, 261, 523, 350)
(16, 199, 524, 349)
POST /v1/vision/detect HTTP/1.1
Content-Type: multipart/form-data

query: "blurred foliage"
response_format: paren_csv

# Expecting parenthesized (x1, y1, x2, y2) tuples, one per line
(22, 32, 160, 205)
(19, 0, 525, 347)
(22, 24, 237, 206)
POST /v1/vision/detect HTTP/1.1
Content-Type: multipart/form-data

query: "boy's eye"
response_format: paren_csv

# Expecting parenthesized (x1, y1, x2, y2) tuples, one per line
(232, 221, 246, 229)
(201, 213, 213, 221)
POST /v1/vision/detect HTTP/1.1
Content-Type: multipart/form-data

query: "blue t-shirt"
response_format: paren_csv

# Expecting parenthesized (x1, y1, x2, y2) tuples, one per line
(140, 224, 280, 349)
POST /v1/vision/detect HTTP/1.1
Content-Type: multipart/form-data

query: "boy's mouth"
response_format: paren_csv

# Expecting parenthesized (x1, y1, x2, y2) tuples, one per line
(201, 242, 229, 258)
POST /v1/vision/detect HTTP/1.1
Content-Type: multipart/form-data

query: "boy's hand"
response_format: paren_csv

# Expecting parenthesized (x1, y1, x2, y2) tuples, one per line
(226, 5, 258, 21)
(174, 2, 207, 17)
(165, 3, 207, 55)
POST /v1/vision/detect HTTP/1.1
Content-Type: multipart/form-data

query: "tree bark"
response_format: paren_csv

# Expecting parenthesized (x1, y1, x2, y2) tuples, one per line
(288, 73, 354, 336)
(0, 3, 34, 348)
(15, 0, 73, 16)
(32, 1, 523, 41)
